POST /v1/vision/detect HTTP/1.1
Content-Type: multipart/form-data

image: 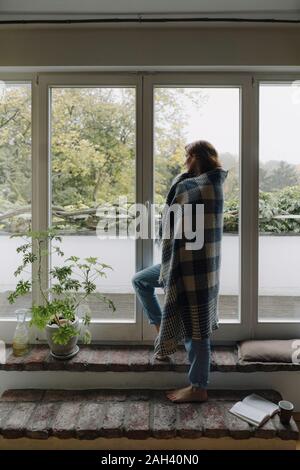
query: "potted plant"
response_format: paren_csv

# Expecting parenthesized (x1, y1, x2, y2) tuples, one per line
(8, 229, 115, 359)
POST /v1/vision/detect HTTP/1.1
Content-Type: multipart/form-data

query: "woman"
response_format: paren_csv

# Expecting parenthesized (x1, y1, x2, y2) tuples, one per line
(132, 140, 228, 403)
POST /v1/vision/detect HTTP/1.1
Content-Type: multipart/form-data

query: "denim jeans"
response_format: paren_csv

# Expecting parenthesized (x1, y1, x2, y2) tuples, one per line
(131, 263, 211, 389)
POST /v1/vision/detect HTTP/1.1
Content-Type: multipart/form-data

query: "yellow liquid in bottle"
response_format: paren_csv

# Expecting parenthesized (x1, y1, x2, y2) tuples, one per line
(12, 341, 29, 357)
(13, 308, 30, 357)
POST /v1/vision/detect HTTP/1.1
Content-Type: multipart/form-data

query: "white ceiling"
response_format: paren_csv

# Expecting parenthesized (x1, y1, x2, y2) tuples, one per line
(0, 0, 299, 21)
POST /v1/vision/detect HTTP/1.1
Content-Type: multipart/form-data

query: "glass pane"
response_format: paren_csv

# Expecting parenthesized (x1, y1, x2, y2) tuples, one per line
(153, 87, 240, 322)
(259, 83, 300, 322)
(0, 83, 32, 317)
(50, 87, 136, 321)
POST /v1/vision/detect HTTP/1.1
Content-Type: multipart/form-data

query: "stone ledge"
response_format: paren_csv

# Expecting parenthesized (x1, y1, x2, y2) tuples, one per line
(0, 388, 298, 441)
(1, 344, 300, 373)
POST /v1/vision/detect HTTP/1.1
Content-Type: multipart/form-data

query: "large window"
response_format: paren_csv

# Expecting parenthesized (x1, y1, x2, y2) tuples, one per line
(50, 87, 136, 322)
(0, 73, 300, 342)
(259, 83, 300, 323)
(153, 87, 240, 323)
(0, 82, 31, 319)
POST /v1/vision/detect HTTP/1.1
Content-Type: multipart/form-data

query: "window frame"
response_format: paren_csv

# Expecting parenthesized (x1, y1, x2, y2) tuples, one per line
(253, 73, 300, 340)
(0, 73, 36, 341)
(142, 72, 253, 342)
(0, 71, 300, 343)
(38, 73, 144, 342)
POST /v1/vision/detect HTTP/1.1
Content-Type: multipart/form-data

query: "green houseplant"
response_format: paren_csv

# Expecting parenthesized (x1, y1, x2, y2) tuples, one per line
(8, 229, 115, 358)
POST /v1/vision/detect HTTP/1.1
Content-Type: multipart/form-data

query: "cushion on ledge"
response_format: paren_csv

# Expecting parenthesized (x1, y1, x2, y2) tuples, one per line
(237, 339, 300, 363)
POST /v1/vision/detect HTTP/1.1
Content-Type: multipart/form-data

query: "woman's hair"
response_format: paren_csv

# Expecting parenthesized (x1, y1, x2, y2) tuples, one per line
(185, 140, 222, 174)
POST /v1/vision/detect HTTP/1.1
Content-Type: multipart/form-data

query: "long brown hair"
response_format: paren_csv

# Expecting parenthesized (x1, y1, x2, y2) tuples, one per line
(185, 140, 222, 174)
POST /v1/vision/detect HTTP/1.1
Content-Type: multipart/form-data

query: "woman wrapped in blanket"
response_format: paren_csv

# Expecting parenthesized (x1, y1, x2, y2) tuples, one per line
(132, 140, 228, 403)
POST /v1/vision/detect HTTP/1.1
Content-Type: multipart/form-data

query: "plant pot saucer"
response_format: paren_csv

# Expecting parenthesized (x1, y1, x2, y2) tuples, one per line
(50, 345, 79, 360)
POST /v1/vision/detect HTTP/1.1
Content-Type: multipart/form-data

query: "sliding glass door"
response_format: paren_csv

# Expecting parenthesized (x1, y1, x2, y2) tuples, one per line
(256, 80, 300, 337)
(153, 86, 240, 323)
(142, 74, 253, 341)
(38, 74, 143, 341)
(50, 86, 136, 322)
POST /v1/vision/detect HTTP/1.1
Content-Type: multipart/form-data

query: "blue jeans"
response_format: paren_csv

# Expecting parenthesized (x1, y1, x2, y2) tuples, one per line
(131, 263, 211, 389)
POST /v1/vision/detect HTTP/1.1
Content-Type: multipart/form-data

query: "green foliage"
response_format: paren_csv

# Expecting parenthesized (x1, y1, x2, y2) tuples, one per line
(259, 185, 300, 233)
(51, 324, 79, 345)
(1, 87, 209, 234)
(7, 280, 31, 304)
(30, 304, 56, 330)
(0, 86, 31, 234)
(223, 198, 239, 233)
(277, 186, 300, 214)
(260, 161, 299, 192)
(223, 185, 300, 234)
(81, 328, 92, 345)
(1, 85, 300, 236)
(8, 228, 115, 345)
(51, 88, 136, 215)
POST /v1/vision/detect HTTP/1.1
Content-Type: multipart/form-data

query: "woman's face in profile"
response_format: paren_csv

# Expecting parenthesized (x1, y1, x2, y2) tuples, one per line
(184, 152, 197, 174)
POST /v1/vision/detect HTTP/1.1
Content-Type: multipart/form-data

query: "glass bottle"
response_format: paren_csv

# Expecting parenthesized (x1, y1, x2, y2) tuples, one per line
(12, 308, 30, 356)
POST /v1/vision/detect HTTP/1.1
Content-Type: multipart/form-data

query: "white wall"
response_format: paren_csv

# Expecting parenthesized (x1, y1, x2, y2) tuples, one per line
(0, 24, 299, 68)
(1, 370, 300, 411)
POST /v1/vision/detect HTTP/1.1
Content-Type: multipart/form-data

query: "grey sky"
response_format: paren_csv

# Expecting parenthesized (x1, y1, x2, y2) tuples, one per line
(182, 85, 300, 165)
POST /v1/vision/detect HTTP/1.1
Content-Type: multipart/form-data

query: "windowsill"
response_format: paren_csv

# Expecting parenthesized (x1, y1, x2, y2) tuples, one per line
(1, 344, 300, 373)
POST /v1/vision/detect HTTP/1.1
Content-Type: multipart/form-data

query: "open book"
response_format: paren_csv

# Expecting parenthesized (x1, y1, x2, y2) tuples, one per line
(229, 393, 279, 427)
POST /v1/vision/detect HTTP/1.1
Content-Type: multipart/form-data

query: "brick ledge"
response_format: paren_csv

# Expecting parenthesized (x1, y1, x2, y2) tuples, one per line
(0, 388, 298, 441)
(1, 344, 300, 373)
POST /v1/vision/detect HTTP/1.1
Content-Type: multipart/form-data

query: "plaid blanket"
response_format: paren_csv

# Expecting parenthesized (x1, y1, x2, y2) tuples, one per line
(154, 168, 228, 356)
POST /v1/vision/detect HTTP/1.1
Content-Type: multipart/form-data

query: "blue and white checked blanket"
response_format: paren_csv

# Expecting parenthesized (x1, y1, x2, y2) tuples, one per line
(154, 168, 228, 356)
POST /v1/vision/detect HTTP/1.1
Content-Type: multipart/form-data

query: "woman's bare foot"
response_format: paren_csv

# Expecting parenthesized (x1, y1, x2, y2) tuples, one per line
(165, 385, 208, 403)
(154, 353, 170, 361)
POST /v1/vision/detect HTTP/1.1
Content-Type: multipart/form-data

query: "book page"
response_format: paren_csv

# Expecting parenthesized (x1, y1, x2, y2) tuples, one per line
(229, 401, 267, 426)
(243, 394, 279, 416)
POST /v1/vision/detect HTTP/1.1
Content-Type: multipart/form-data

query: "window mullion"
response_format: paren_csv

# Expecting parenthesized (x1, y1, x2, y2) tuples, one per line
(32, 74, 50, 315)
(239, 77, 258, 339)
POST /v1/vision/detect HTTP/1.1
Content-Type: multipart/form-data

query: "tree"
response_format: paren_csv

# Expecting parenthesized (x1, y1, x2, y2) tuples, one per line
(219, 153, 239, 199)
(260, 160, 299, 192)
(154, 88, 207, 203)
(51, 88, 136, 208)
(0, 85, 31, 232)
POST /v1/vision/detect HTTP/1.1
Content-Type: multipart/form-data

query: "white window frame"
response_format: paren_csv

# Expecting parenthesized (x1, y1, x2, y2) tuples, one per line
(0, 73, 36, 341)
(142, 72, 254, 342)
(252, 73, 300, 340)
(0, 72, 144, 342)
(0, 71, 300, 343)
(38, 73, 144, 342)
